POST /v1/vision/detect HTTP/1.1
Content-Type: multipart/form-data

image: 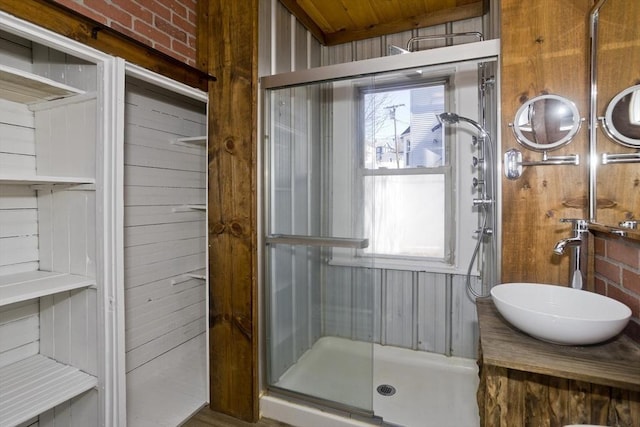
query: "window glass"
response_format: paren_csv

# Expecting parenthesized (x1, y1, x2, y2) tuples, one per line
(361, 83, 448, 261)
(363, 85, 445, 169)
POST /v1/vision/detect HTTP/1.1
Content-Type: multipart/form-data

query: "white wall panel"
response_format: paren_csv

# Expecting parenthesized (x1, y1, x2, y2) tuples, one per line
(381, 270, 415, 347)
(417, 272, 448, 353)
(0, 29, 32, 71)
(451, 275, 479, 358)
(123, 76, 207, 373)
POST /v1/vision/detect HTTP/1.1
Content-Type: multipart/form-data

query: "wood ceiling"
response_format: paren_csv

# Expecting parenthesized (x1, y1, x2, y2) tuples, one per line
(278, 0, 486, 45)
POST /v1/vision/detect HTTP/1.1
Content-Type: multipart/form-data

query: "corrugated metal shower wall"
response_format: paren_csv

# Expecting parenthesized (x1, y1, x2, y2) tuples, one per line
(260, 1, 486, 380)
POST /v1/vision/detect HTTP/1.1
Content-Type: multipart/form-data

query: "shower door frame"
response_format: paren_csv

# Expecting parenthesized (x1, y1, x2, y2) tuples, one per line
(259, 38, 501, 418)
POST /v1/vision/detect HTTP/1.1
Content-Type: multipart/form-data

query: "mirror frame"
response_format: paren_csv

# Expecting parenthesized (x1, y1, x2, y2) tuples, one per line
(512, 94, 582, 152)
(601, 84, 640, 148)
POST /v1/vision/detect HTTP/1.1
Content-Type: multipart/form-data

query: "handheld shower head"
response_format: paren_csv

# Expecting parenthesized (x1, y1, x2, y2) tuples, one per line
(438, 112, 460, 124)
(438, 112, 487, 136)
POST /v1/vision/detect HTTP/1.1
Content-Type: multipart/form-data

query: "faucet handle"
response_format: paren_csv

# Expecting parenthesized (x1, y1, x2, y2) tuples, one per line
(559, 218, 588, 232)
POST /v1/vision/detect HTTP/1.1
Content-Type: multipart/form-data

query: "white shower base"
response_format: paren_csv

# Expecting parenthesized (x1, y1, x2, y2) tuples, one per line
(268, 336, 479, 427)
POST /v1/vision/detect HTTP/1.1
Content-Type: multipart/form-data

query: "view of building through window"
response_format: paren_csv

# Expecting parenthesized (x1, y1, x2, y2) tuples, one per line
(363, 84, 445, 170)
(362, 83, 448, 260)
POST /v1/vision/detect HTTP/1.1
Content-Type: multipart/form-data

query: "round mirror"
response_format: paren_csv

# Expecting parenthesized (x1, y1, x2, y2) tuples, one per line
(511, 94, 582, 151)
(601, 84, 640, 148)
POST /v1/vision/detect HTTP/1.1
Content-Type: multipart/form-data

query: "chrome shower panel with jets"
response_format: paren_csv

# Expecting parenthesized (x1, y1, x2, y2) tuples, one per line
(439, 112, 494, 299)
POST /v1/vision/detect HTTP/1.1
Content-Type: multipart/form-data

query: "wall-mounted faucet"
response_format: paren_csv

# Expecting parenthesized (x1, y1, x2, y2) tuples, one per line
(553, 218, 588, 289)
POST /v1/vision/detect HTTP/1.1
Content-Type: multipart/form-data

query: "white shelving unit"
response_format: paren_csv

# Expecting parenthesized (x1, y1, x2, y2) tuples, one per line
(0, 16, 113, 427)
(0, 13, 210, 427)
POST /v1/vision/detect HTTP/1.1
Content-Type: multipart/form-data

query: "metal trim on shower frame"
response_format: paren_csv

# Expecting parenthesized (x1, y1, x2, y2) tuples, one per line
(260, 39, 500, 89)
(266, 234, 369, 249)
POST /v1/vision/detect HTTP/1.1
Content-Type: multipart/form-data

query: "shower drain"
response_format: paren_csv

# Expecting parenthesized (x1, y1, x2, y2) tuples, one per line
(376, 384, 396, 396)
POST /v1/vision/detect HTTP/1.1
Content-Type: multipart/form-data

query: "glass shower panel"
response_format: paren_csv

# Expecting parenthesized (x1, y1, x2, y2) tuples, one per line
(265, 81, 376, 413)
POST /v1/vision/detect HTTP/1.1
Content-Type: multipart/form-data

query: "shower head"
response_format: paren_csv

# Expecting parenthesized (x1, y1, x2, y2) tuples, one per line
(438, 112, 461, 125)
(388, 44, 410, 55)
(438, 112, 488, 136)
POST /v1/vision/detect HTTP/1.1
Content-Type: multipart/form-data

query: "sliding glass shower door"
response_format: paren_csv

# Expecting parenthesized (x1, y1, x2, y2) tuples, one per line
(264, 81, 376, 413)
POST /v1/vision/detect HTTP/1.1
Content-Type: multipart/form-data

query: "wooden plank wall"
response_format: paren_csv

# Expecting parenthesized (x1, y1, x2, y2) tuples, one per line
(500, 0, 592, 284)
(123, 77, 207, 372)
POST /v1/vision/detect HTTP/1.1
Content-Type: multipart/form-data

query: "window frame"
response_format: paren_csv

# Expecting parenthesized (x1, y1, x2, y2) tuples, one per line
(354, 78, 455, 269)
(329, 63, 483, 275)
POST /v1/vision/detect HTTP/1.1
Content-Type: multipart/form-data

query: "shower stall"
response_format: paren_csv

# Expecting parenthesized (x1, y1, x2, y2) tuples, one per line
(261, 41, 500, 426)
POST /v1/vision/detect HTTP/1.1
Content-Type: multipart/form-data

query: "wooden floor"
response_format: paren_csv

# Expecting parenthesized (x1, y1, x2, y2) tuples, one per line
(182, 406, 291, 427)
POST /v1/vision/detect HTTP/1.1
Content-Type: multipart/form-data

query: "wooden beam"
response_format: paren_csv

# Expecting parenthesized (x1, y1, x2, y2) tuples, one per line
(201, 0, 259, 422)
(278, 0, 327, 45)
(0, 0, 212, 90)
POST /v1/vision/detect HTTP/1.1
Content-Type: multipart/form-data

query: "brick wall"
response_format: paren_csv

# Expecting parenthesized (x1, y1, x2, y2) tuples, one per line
(52, 0, 197, 65)
(593, 233, 640, 343)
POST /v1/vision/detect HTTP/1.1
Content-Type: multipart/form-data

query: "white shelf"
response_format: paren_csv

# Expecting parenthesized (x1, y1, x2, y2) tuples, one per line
(0, 63, 85, 105)
(0, 271, 96, 306)
(0, 354, 97, 427)
(172, 136, 207, 147)
(0, 174, 95, 186)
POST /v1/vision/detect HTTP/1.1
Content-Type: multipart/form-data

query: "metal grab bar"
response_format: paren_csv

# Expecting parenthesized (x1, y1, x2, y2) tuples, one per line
(265, 234, 369, 249)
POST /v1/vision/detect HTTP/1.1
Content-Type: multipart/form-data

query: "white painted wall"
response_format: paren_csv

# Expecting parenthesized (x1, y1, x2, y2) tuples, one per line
(122, 77, 207, 372)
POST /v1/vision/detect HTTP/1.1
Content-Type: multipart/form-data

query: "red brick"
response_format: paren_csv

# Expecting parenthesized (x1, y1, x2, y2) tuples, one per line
(608, 285, 640, 318)
(172, 11, 196, 35)
(594, 276, 607, 296)
(608, 239, 640, 269)
(85, 0, 133, 27)
(168, 1, 187, 18)
(622, 268, 640, 295)
(154, 15, 187, 42)
(594, 258, 621, 284)
(171, 38, 195, 62)
(133, 19, 172, 47)
(112, 0, 153, 24)
(136, 0, 171, 20)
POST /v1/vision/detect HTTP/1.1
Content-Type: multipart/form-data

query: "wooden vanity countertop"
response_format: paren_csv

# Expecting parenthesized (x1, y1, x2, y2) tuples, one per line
(477, 298, 640, 392)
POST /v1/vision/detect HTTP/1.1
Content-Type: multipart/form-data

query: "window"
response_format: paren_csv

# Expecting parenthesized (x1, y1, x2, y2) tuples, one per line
(359, 82, 452, 262)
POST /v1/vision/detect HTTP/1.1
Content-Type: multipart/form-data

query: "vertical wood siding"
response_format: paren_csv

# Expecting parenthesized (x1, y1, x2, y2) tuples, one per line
(260, 2, 485, 384)
(123, 77, 207, 372)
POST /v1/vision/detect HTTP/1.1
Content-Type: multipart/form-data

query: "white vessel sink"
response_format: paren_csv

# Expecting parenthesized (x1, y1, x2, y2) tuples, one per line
(491, 283, 631, 345)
